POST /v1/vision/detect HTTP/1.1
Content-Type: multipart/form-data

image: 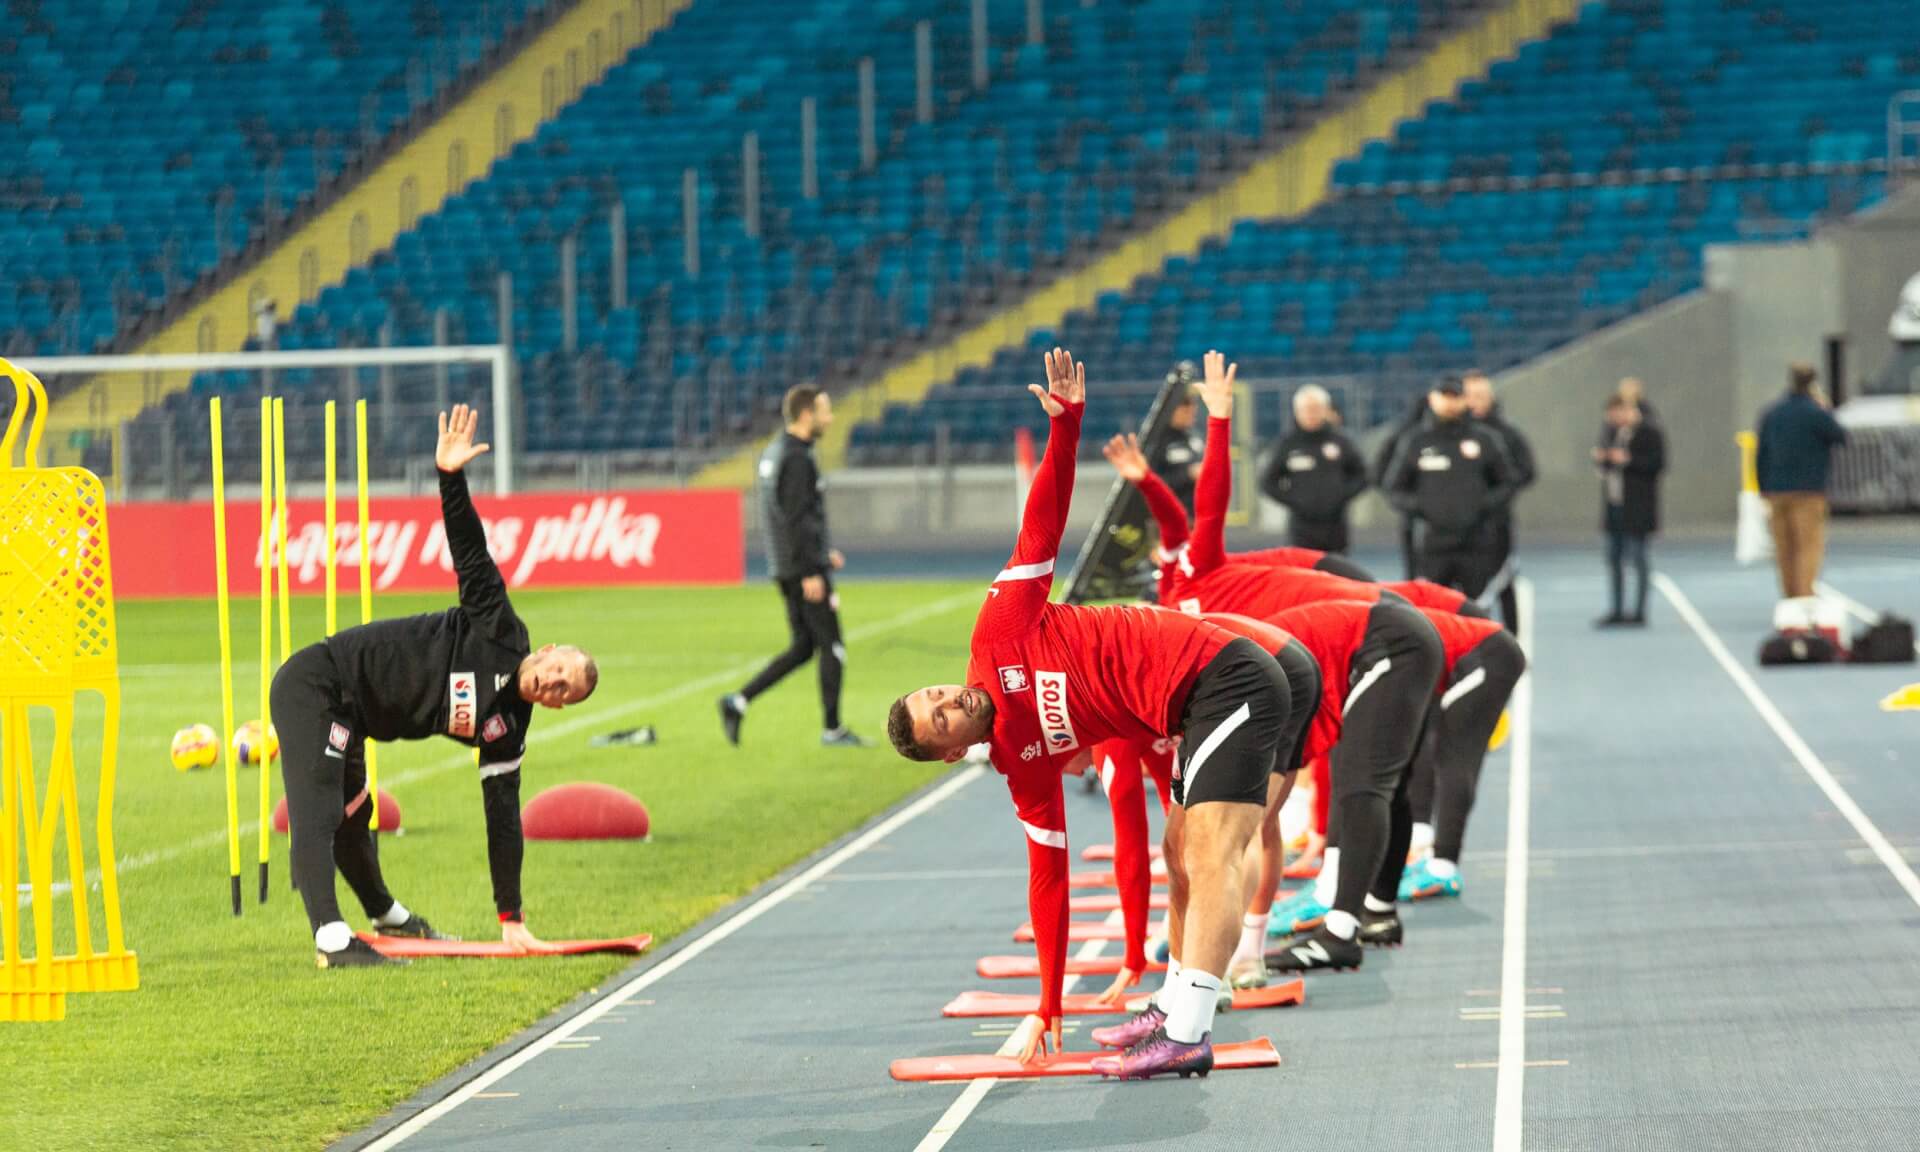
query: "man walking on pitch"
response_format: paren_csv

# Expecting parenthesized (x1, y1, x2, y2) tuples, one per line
(272, 405, 598, 968)
(721, 385, 867, 748)
(887, 349, 1295, 1080)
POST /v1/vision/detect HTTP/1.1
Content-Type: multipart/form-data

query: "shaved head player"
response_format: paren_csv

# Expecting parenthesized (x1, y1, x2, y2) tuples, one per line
(888, 350, 1297, 1080)
(271, 405, 598, 968)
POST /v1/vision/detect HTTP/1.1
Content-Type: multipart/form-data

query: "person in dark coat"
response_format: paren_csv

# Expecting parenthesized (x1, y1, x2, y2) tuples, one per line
(1381, 376, 1518, 600)
(1463, 372, 1534, 634)
(1372, 392, 1431, 579)
(1755, 363, 1847, 600)
(1259, 384, 1368, 553)
(1149, 363, 1205, 514)
(1593, 394, 1665, 626)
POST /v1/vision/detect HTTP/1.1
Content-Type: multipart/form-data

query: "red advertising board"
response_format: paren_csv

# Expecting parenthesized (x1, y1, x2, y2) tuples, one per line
(106, 489, 743, 599)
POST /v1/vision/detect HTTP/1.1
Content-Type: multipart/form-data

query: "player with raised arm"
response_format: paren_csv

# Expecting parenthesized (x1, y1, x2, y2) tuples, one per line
(271, 405, 599, 968)
(887, 350, 1295, 1080)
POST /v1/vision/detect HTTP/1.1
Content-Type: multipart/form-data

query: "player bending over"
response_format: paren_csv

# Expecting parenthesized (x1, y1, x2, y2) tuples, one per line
(886, 350, 1294, 1080)
(272, 405, 598, 968)
(1100, 356, 1483, 617)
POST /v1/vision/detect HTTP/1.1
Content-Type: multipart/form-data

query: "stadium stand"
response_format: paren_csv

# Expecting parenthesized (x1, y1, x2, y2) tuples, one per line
(126, 0, 1472, 484)
(849, 0, 1911, 462)
(0, 0, 553, 357)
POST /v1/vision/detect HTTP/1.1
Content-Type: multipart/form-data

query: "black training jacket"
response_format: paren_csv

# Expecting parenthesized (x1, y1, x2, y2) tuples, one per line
(1381, 415, 1517, 551)
(759, 431, 830, 580)
(1259, 425, 1368, 525)
(324, 467, 532, 916)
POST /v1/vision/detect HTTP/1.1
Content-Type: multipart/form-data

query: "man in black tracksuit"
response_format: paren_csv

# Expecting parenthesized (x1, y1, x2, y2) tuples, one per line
(271, 405, 598, 968)
(1259, 384, 1368, 554)
(1463, 372, 1535, 633)
(1382, 376, 1518, 601)
(1149, 363, 1205, 514)
(1373, 393, 1430, 579)
(720, 385, 867, 748)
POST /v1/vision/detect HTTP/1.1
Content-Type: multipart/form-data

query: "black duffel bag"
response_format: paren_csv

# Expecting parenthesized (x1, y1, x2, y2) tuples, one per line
(1759, 630, 1841, 666)
(1851, 614, 1917, 664)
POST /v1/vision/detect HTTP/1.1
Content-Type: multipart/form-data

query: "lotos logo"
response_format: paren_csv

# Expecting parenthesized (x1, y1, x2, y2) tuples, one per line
(1034, 671, 1078, 752)
(448, 672, 477, 739)
(999, 666, 1029, 693)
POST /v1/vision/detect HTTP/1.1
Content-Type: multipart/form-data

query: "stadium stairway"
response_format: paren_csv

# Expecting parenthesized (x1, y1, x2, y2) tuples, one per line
(694, 0, 1583, 487)
(40, 0, 691, 466)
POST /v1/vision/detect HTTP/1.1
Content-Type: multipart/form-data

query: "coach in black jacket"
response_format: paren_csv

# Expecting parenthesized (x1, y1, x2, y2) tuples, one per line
(1594, 394, 1665, 625)
(720, 386, 867, 748)
(1383, 376, 1518, 599)
(1260, 384, 1367, 553)
(1464, 372, 1534, 632)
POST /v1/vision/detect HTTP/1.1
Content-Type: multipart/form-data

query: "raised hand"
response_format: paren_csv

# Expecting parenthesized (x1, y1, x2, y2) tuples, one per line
(1102, 433, 1148, 482)
(436, 403, 492, 473)
(1197, 349, 1236, 419)
(1028, 347, 1086, 418)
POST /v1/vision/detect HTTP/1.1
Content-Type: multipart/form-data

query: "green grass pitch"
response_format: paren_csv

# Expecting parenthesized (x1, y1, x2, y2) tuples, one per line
(0, 580, 977, 1151)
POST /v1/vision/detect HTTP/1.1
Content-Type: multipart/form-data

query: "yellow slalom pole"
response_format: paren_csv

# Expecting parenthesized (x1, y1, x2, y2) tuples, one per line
(325, 402, 337, 637)
(356, 400, 381, 831)
(211, 398, 241, 916)
(273, 398, 292, 665)
(258, 397, 273, 908)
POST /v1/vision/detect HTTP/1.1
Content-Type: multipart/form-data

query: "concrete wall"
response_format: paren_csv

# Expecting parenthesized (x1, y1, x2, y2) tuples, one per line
(1495, 291, 1738, 533)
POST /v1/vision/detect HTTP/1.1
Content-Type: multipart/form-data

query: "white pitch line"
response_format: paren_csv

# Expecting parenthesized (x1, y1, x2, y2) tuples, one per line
(1493, 577, 1536, 1152)
(1656, 573, 1920, 910)
(913, 911, 1119, 1152)
(24, 590, 982, 911)
(363, 763, 989, 1150)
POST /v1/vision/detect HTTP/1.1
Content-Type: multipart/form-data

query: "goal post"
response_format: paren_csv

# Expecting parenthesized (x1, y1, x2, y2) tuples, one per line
(12, 344, 517, 498)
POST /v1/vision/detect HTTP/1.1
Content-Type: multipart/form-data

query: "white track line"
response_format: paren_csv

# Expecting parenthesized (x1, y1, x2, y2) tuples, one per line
(913, 912, 1118, 1152)
(1656, 572, 1920, 912)
(364, 764, 989, 1150)
(1492, 577, 1536, 1152)
(26, 590, 981, 910)
(1815, 580, 1920, 656)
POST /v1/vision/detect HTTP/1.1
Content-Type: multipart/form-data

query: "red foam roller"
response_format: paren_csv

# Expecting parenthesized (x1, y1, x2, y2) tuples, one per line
(1015, 920, 1132, 943)
(976, 954, 1168, 979)
(1068, 868, 1166, 891)
(522, 782, 650, 841)
(941, 981, 1304, 1019)
(890, 1037, 1281, 1081)
(1079, 843, 1163, 862)
(272, 790, 402, 834)
(1069, 892, 1169, 913)
(356, 932, 652, 958)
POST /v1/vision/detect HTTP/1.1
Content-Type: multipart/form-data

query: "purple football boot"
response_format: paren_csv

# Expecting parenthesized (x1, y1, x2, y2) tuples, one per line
(1089, 1002, 1166, 1049)
(1089, 1027, 1214, 1080)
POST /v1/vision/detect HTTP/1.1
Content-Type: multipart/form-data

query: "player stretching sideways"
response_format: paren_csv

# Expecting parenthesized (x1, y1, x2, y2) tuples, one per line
(887, 350, 1295, 1079)
(272, 405, 599, 968)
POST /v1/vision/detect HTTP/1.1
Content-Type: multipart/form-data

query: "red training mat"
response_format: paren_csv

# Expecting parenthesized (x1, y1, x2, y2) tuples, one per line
(357, 932, 653, 958)
(942, 980, 1304, 1018)
(976, 954, 1170, 979)
(891, 1037, 1281, 1081)
(1069, 867, 1167, 890)
(1080, 843, 1164, 862)
(1070, 892, 1170, 913)
(1014, 921, 1133, 943)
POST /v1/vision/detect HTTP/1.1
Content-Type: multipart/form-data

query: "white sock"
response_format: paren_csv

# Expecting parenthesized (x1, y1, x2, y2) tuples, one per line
(1231, 914, 1269, 966)
(315, 920, 353, 953)
(1324, 910, 1358, 940)
(1411, 821, 1435, 852)
(1428, 857, 1459, 879)
(728, 693, 748, 711)
(1163, 969, 1222, 1043)
(1151, 959, 1183, 1008)
(1313, 847, 1340, 905)
(1364, 894, 1394, 914)
(374, 901, 411, 928)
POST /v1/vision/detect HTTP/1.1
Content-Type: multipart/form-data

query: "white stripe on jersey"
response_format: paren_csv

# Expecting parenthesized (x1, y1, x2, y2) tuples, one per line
(1344, 657, 1393, 716)
(1021, 820, 1067, 850)
(479, 758, 523, 779)
(996, 558, 1055, 583)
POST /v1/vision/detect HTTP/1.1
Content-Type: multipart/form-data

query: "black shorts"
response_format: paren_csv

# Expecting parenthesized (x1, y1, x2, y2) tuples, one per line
(1272, 637, 1321, 777)
(1173, 637, 1290, 808)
